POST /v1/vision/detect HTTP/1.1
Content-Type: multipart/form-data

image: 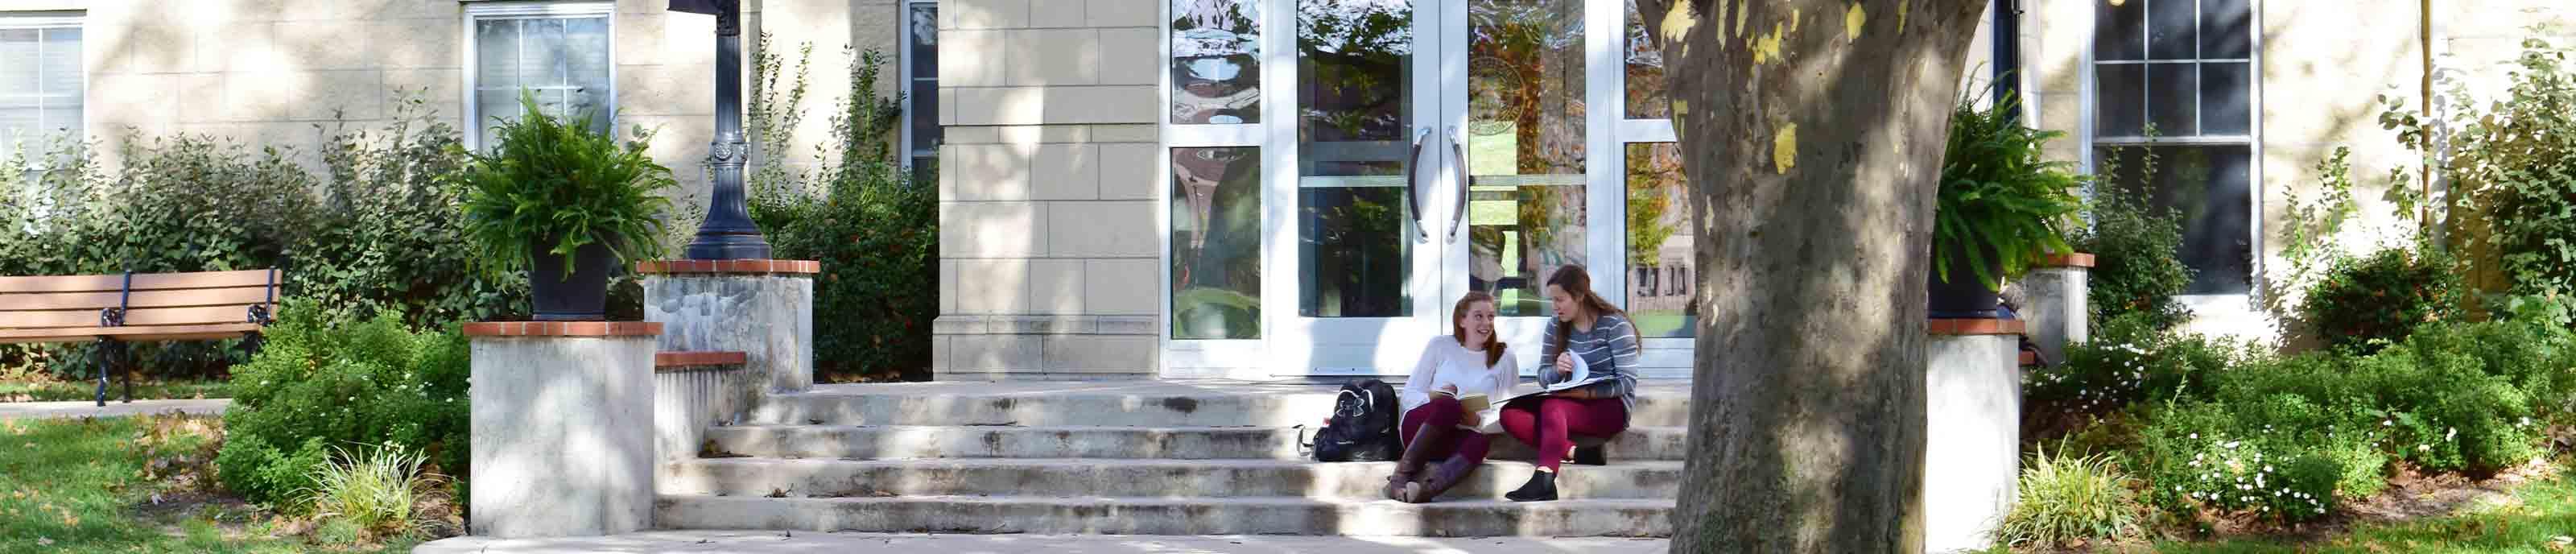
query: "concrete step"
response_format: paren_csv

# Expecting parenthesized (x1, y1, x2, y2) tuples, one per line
(658, 457, 1684, 501)
(746, 382, 1692, 428)
(654, 494, 1674, 537)
(699, 424, 1691, 461)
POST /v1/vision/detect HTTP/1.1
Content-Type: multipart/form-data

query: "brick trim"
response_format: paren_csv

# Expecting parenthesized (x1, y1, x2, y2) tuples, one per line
(1927, 318, 2025, 336)
(462, 321, 663, 337)
(633, 259, 822, 275)
(654, 350, 748, 370)
(2035, 253, 2096, 268)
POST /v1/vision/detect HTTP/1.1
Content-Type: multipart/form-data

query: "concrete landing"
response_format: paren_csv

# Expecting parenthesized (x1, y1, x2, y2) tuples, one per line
(415, 531, 1670, 553)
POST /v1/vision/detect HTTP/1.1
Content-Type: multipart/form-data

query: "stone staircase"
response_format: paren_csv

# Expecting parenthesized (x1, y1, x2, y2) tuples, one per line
(653, 380, 1690, 536)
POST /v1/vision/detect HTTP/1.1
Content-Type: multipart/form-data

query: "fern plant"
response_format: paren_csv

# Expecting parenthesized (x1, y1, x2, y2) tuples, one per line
(456, 91, 675, 275)
(1935, 93, 2087, 287)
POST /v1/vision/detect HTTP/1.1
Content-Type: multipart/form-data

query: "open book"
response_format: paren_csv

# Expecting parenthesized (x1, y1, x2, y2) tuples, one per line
(1437, 367, 1616, 433)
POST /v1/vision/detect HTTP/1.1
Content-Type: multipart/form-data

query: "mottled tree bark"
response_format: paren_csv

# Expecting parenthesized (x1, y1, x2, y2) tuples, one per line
(1628, 1, 1987, 552)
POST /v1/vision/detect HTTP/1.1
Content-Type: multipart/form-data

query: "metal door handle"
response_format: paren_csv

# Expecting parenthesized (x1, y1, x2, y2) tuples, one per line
(1446, 126, 1471, 243)
(1405, 126, 1431, 244)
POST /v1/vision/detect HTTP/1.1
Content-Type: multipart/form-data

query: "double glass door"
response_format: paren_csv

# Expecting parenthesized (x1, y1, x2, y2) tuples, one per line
(1262, 0, 1620, 375)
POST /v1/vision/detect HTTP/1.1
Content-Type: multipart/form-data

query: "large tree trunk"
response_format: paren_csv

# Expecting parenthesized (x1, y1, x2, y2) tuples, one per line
(1631, 1, 1988, 552)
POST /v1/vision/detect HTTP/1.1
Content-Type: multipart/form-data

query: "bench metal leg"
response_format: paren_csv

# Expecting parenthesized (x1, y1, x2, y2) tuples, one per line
(93, 339, 109, 407)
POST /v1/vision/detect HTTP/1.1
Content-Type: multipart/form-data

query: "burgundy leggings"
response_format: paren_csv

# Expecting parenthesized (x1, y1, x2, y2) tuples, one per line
(1499, 395, 1629, 471)
(1398, 396, 1492, 464)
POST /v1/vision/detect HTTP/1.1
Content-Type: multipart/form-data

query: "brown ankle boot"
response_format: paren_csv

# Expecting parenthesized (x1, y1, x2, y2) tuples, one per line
(1402, 453, 1479, 503)
(1385, 424, 1453, 500)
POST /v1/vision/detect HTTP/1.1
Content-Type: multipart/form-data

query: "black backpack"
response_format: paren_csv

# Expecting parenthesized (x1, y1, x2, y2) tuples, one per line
(1306, 378, 1402, 462)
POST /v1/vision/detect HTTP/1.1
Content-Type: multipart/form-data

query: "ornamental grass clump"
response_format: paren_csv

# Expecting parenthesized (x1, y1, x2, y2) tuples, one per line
(302, 443, 443, 541)
(1998, 445, 2144, 548)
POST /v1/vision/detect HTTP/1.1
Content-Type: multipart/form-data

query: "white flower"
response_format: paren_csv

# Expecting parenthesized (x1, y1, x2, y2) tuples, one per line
(2224, 440, 2242, 449)
(2263, 465, 2274, 473)
(2384, 420, 2394, 427)
(2190, 433, 2199, 440)
(2419, 444, 2432, 452)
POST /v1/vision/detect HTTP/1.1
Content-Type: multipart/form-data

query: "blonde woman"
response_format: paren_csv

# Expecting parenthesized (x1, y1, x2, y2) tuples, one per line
(1385, 291, 1518, 503)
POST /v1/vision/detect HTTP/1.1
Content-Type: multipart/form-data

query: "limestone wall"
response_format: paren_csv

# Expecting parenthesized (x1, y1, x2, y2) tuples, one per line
(931, 0, 1162, 379)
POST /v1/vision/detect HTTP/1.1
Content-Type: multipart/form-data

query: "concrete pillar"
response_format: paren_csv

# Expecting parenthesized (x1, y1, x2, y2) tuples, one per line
(2020, 253, 2093, 362)
(463, 321, 662, 538)
(638, 260, 819, 393)
(1924, 319, 2025, 554)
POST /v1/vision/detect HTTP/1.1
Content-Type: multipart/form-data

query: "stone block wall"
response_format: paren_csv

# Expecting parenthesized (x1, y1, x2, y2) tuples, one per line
(931, 0, 1162, 379)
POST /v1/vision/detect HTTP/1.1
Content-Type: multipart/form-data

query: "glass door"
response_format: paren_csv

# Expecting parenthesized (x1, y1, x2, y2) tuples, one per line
(1255, 0, 1620, 376)
(1437, 0, 1614, 373)
(1262, 0, 1450, 375)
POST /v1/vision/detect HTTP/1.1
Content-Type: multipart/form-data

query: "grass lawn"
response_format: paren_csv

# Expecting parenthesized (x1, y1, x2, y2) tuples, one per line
(2143, 467, 2576, 553)
(0, 380, 232, 403)
(0, 414, 416, 554)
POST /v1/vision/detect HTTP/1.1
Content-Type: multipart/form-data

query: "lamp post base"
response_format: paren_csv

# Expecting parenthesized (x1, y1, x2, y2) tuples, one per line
(683, 233, 772, 260)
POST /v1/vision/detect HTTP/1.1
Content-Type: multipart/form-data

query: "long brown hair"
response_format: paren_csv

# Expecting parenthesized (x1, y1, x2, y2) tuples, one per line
(1451, 291, 1508, 367)
(1545, 265, 1625, 355)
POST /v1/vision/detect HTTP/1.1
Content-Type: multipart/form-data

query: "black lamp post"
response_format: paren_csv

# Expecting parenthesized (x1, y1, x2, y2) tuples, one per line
(670, 0, 771, 259)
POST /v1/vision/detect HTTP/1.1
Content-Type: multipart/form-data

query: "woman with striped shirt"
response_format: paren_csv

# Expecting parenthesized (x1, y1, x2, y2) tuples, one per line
(1499, 265, 1640, 502)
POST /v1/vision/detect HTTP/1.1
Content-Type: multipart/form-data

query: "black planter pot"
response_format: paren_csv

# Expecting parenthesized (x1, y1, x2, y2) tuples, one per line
(1927, 238, 2004, 319)
(530, 241, 616, 321)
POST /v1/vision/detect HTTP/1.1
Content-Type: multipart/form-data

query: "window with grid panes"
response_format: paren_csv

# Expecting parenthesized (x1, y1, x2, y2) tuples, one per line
(1, 14, 80, 180)
(2092, 0, 2254, 295)
(467, 3, 614, 151)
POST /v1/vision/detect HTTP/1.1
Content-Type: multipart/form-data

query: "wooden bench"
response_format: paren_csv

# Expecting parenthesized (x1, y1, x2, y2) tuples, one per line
(0, 269, 284, 406)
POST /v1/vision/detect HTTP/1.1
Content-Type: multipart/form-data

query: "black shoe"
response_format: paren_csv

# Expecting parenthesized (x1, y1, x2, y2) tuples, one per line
(1571, 445, 1607, 466)
(1505, 470, 1558, 502)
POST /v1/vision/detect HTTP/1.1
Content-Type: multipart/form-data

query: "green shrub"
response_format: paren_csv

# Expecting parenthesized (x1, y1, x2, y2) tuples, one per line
(2408, 39, 2576, 297)
(2026, 312, 2240, 416)
(2132, 401, 2349, 523)
(0, 96, 527, 380)
(748, 48, 937, 382)
(215, 300, 469, 508)
(1997, 446, 2142, 548)
(2298, 248, 2464, 353)
(2077, 148, 2196, 332)
(1935, 93, 2087, 287)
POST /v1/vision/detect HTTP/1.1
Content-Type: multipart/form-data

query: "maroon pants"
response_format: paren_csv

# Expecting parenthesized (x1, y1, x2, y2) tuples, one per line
(1499, 395, 1629, 471)
(1398, 396, 1492, 465)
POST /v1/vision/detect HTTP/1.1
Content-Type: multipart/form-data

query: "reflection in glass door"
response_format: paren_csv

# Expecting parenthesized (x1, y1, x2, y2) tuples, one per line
(1457, 0, 1587, 318)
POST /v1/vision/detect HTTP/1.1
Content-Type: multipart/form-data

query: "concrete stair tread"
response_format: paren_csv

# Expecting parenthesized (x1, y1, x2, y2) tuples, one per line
(658, 457, 1683, 501)
(654, 494, 1676, 536)
(674, 456, 1684, 470)
(701, 423, 1690, 461)
(749, 381, 1692, 428)
(662, 493, 1675, 508)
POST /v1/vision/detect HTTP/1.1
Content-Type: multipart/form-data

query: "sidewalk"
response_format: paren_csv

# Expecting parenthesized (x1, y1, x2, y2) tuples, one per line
(0, 398, 229, 420)
(415, 531, 1670, 554)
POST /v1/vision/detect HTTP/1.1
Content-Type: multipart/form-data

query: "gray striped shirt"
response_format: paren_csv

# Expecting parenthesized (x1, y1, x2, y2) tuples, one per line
(1537, 312, 1641, 411)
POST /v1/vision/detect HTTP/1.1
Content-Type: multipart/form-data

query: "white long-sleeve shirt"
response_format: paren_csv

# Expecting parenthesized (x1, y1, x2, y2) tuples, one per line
(1398, 336, 1519, 432)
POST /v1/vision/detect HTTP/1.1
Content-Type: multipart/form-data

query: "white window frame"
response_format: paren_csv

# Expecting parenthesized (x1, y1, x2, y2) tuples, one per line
(0, 11, 85, 172)
(1158, 0, 1269, 377)
(898, 0, 940, 174)
(461, 1, 618, 151)
(2080, 0, 2268, 321)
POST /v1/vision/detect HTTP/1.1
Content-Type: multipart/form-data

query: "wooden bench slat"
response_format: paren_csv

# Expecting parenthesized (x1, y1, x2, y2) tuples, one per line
(0, 269, 279, 294)
(0, 286, 279, 311)
(0, 323, 265, 344)
(0, 304, 273, 329)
